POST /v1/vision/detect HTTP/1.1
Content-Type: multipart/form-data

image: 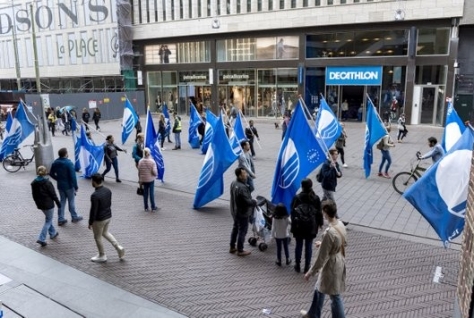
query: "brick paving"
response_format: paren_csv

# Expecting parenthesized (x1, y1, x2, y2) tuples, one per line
(0, 115, 461, 317)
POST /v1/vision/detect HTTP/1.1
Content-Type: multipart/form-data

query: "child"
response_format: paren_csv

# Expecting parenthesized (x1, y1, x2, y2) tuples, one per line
(271, 203, 292, 266)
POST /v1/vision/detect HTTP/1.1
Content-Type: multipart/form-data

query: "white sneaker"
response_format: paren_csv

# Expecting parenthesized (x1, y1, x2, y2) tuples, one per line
(117, 246, 125, 259)
(300, 310, 309, 318)
(161, 147, 166, 151)
(343, 163, 348, 168)
(91, 254, 107, 263)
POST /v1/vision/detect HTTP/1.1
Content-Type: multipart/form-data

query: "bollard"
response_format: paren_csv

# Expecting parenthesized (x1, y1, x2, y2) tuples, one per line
(34, 113, 55, 171)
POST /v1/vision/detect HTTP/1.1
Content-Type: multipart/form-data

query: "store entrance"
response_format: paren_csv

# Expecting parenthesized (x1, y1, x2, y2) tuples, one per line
(340, 86, 365, 120)
(178, 84, 211, 114)
(218, 85, 256, 117)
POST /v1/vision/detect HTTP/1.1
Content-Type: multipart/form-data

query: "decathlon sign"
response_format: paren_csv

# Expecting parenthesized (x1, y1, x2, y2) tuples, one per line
(326, 66, 382, 86)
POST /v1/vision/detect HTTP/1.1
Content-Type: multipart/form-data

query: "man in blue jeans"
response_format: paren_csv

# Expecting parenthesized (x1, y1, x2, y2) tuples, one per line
(50, 147, 83, 226)
(229, 167, 257, 256)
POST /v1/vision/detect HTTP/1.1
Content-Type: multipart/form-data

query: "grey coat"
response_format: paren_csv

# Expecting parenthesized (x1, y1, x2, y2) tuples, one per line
(309, 220, 347, 295)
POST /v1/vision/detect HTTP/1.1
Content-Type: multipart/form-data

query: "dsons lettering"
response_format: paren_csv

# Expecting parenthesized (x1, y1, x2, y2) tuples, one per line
(329, 71, 379, 81)
(0, 1, 109, 35)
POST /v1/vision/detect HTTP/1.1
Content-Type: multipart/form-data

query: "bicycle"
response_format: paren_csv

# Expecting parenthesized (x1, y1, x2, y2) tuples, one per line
(392, 152, 427, 195)
(2, 144, 36, 173)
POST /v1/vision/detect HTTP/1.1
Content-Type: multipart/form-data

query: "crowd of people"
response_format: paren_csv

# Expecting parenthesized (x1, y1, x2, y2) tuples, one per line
(26, 102, 449, 318)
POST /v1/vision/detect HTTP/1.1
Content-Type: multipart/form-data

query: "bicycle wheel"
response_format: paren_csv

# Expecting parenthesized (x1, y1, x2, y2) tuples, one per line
(392, 172, 418, 195)
(2, 155, 22, 172)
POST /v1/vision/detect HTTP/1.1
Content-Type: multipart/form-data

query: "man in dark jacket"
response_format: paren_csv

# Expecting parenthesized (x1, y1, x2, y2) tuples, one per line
(229, 167, 257, 256)
(88, 174, 125, 263)
(50, 148, 83, 226)
(31, 166, 61, 247)
(290, 178, 323, 273)
(245, 120, 260, 158)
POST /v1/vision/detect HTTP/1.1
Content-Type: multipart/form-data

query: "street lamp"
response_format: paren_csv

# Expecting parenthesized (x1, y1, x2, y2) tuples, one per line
(10, 0, 21, 91)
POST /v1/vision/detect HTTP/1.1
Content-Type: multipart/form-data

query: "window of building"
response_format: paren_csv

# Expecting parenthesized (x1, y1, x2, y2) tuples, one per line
(328, 0, 333, 5)
(269, 0, 273, 10)
(306, 30, 408, 58)
(217, 0, 221, 15)
(198, 0, 202, 17)
(280, 0, 284, 9)
(207, 0, 211, 16)
(227, 0, 231, 14)
(415, 65, 447, 85)
(258, 0, 262, 11)
(303, 0, 308, 7)
(145, 41, 210, 64)
(291, 0, 296, 8)
(188, 0, 192, 18)
(161, 0, 167, 21)
(340, 0, 346, 4)
(417, 28, 449, 55)
(237, 0, 241, 13)
(247, 0, 251, 12)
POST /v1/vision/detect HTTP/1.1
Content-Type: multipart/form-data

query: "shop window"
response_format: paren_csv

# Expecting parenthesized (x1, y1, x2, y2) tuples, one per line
(145, 41, 210, 64)
(307, 29, 408, 58)
(417, 28, 449, 55)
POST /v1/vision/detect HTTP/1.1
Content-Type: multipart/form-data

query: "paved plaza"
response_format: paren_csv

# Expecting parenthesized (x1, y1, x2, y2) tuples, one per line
(0, 114, 462, 317)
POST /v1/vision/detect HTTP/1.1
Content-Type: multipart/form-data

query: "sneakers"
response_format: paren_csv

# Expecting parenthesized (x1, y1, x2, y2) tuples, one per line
(343, 221, 350, 226)
(51, 232, 59, 240)
(152, 207, 159, 212)
(117, 246, 125, 259)
(58, 220, 68, 226)
(229, 247, 237, 254)
(377, 172, 383, 177)
(275, 260, 282, 267)
(300, 310, 309, 318)
(286, 259, 292, 265)
(72, 216, 83, 223)
(294, 264, 301, 273)
(161, 147, 166, 151)
(116, 179, 122, 183)
(36, 240, 47, 247)
(91, 254, 107, 263)
(343, 163, 348, 168)
(237, 250, 251, 256)
(383, 173, 391, 179)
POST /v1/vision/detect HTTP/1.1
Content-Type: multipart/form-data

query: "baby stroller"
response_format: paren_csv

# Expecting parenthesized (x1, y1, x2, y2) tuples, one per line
(248, 196, 275, 252)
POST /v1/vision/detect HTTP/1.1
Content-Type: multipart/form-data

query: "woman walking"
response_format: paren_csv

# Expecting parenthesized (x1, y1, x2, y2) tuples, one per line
(300, 200, 347, 318)
(93, 108, 101, 131)
(334, 123, 347, 168)
(378, 126, 396, 178)
(138, 148, 158, 212)
(397, 113, 407, 143)
(158, 114, 167, 150)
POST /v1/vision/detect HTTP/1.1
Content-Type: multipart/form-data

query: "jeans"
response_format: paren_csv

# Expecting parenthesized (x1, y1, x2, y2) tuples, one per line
(230, 215, 249, 252)
(248, 138, 255, 157)
(379, 150, 392, 174)
(322, 189, 336, 203)
(336, 147, 345, 165)
(275, 238, 290, 262)
(58, 188, 79, 222)
(247, 177, 255, 193)
(142, 181, 156, 210)
(92, 218, 120, 255)
(174, 132, 181, 147)
(39, 208, 57, 242)
(103, 157, 119, 179)
(294, 237, 313, 269)
(307, 290, 345, 318)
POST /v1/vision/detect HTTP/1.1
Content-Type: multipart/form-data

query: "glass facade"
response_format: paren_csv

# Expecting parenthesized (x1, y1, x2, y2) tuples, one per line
(306, 30, 409, 58)
(145, 41, 210, 64)
(417, 28, 450, 55)
(217, 36, 299, 62)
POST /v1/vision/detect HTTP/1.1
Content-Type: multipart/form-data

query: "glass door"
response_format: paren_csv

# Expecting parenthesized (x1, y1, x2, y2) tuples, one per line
(420, 87, 436, 124)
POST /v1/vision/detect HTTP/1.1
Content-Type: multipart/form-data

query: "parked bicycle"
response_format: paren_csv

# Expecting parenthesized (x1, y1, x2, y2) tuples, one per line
(392, 152, 427, 195)
(2, 144, 35, 173)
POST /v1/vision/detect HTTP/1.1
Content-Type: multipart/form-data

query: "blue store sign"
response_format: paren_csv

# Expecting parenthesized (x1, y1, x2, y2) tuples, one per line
(326, 66, 382, 86)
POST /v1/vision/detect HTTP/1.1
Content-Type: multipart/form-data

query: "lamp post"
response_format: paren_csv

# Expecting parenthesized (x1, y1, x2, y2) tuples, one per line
(10, 1, 21, 91)
(30, 3, 54, 170)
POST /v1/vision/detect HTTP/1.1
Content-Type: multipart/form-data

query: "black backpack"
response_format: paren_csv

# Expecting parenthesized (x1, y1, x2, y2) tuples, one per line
(291, 203, 317, 236)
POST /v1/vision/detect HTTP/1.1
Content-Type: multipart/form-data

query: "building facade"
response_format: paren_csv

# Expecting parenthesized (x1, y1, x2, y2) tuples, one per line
(130, 0, 464, 125)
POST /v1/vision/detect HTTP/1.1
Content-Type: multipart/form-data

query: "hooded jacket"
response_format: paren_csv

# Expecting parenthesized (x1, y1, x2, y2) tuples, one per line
(31, 176, 60, 210)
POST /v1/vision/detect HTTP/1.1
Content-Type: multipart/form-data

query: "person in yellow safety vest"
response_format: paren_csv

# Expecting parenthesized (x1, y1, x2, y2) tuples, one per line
(48, 110, 57, 136)
(172, 111, 182, 150)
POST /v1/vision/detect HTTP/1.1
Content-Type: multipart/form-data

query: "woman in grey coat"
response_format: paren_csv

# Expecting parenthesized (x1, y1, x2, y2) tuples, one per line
(301, 200, 347, 318)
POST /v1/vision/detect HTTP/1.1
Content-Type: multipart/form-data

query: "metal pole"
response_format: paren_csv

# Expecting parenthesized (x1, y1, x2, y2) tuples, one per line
(30, 3, 54, 171)
(11, 1, 21, 90)
(30, 4, 40, 94)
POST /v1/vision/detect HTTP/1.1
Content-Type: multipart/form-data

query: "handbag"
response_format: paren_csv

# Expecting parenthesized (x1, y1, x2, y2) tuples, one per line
(136, 187, 144, 196)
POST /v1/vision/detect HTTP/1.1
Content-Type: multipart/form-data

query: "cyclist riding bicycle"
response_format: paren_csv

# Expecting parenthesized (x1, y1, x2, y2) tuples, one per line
(417, 137, 445, 164)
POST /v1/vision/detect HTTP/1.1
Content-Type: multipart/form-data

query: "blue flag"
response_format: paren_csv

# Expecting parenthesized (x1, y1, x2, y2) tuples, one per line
(0, 102, 34, 161)
(363, 100, 387, 178)
(271, 102, 326, 210)
(78, 125, 104, 178)
(201, 109, 219, 154)
(121, 99, 139, 144)
(404, 127, 474, 246)
(163, 104, 172, 137)
(188, 104, 202, 149)
(145, 108, 165, 181)
(233, 111, 247, 142)
(0, 112, 13, 161)
(441, 99, 465, 153)
(314, 97, 342, 149)
(193, 116, 238, 209)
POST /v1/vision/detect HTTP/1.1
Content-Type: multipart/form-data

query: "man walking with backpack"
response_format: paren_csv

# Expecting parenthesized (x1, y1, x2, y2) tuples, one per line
(290, 178, 323, 274)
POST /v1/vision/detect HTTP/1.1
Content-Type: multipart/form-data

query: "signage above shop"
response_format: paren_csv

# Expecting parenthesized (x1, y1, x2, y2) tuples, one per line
(326, 66, 382, 86)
